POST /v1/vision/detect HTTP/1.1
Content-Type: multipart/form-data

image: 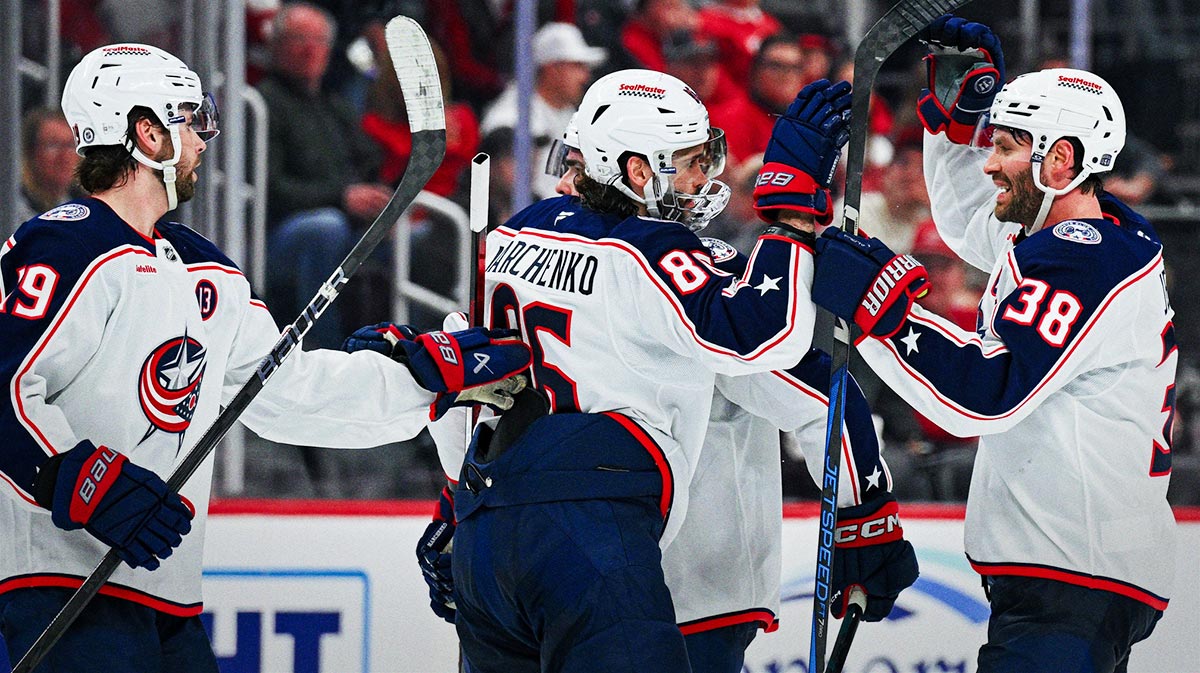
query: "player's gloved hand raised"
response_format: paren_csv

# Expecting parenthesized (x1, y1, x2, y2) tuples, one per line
(33, 440, 193, 570)
(754, 79, 852, 226)
(416, 486, 457, 624)
(830, 494, 919, 622)
(812, 228, 931, 341)
(343, 322, 532, 420)
(917, 14, 1005, 145)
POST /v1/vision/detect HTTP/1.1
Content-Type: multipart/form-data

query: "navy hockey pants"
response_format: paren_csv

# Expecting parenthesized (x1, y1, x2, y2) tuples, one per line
(453, 496, 691, 673)
(977, 576, 1162, 673)
(0, 587, 218, 673)
(683, 623, 758, 673)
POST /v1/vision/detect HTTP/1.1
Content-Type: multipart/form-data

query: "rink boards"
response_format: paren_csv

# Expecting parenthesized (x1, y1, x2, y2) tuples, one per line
(6, 503, 1187, 672)
(186, 501, 1200, 673)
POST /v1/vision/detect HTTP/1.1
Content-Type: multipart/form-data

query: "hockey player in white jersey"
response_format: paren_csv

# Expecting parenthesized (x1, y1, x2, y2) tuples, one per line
(810, 15, 1177, 673)
(342, 120, 916, 673)
(387, 69, 847, 673)
(348, 70, 916, 667)
(0, 44, 531, 672)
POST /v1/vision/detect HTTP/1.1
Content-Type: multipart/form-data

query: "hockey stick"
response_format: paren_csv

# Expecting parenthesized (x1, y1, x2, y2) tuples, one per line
(467, 153, 491, 404)
(825, 586, 866, 673)
(809, 2, 972, 672)
(12, 16, 445, 673)
(454, 152, 489, 673)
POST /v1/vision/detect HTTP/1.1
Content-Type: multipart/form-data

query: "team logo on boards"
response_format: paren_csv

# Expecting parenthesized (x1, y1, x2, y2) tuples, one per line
(700, 237, 738, 264)
(137, 331, 207, 450)
(1052, 220, 1102, 245)
(39, 204, 90, 222)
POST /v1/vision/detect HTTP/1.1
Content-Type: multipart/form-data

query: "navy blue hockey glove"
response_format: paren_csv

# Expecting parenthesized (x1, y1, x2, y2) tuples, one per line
(917, 14, 1005, 145)
(343, 322, 532, 420)
(416, 486, 457, 624)
(33, 440, 193, 570)
(813, 229, 931, 341)
(830, 494, 919, 622)
(754, 79, 853, 226)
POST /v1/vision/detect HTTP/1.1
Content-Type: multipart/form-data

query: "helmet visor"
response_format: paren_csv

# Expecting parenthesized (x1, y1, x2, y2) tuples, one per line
(180, 93, 220, 142)
(668, 127, 727, 184)
(545, 138, 585, 179)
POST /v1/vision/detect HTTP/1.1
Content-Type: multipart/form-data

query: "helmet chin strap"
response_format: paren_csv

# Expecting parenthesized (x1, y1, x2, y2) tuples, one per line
(1027, 151, 1092, 235)
(128, 124, 184, 211)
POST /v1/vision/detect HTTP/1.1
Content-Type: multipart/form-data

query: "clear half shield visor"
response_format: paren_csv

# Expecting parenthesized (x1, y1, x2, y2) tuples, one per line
(545, 137, 573, 178)
(174, 92, 220, 142)
(967, 110, 995, 153)
(655, 128, 731, 230)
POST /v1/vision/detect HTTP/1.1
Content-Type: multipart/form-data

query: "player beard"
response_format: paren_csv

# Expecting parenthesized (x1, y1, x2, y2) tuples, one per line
(154, 162, 199, 204)
(994, 165, 1042, 227)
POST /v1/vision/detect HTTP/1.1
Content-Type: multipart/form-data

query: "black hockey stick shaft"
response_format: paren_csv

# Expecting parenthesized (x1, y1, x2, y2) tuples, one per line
(825, 587, 866, 673)
(12, 16, 445, 673)
(809, 2, 972, 672)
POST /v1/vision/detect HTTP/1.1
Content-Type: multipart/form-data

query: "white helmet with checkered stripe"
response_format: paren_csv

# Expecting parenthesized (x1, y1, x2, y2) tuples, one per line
(989, 67, 1125, 231)
(575, 69, 729, 230)
(62, 43, 219, 210)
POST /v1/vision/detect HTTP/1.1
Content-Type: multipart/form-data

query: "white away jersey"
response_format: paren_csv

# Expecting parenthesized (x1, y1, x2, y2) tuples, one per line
(0, 198, 439, 614)
(855, 135, 1177, 608)
(479, 195, 815, 547)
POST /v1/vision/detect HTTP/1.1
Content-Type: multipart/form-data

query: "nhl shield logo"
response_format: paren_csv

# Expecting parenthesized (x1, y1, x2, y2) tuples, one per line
(1052, 220, 1102, 245)
(138, 332, 207, 448)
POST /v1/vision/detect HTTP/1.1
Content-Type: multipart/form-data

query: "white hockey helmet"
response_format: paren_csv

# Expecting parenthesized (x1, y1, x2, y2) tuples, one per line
(575, 69, 729, 230)
(62, 44, 219, 210)
(988, 67, 1125, 230)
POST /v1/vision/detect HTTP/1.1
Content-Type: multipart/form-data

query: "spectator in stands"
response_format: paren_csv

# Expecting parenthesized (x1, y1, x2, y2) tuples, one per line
(834, 57, 896, 193)
(696, 0, 781, 86)
(797, 33, 835, 86)
(709, 32, 809, 166)
(661, 30, 722, 108)
(15, 108, 82, 225)
(621, 0, 699, 72)
(480, 22, 606, 200)
(258, 1, 389, 350)
(363, 36, 479, 198)
(426, 0, 575, 111)
(850, 126, 930, 253)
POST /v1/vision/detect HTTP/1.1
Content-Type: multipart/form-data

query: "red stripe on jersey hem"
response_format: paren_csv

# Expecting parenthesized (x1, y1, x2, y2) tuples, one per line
(602, 412, 674, 521)
(678, 608, 778, 635)
(879, 254, 1164, 423)
(968, 558, 1169, 610)
(0, 574, 203, 616)
(13, 246, 155, 455)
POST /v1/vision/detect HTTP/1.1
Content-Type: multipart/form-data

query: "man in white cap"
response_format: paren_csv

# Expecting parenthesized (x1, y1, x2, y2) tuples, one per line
(480, 22, 607, 198)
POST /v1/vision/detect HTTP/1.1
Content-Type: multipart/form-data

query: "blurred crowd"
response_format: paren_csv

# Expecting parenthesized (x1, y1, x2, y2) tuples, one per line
(13, 0, 1200, 504)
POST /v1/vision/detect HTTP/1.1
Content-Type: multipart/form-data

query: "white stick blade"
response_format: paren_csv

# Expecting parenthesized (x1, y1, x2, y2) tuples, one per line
(470, 153, 491, 233)
(385, 16, 446, 133)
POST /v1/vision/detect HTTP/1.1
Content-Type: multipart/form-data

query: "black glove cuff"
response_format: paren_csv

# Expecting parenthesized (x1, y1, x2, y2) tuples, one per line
(761, 224, 816, 248)
(33, 453, 66, 510)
